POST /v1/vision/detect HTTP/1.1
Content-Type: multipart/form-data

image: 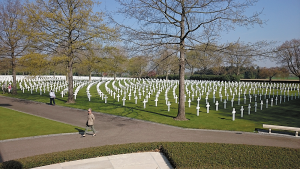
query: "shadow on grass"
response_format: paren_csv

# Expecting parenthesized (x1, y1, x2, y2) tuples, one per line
(0, 160, 23, 169)
(215, 99, 300, 128)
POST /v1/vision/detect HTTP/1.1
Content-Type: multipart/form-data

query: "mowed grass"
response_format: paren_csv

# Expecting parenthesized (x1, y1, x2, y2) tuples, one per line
(2, 80, 300, 133)
(0, 106, 83, 140)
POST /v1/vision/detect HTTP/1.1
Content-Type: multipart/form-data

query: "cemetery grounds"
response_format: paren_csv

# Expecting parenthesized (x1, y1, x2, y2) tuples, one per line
(2, 76, 300, 133)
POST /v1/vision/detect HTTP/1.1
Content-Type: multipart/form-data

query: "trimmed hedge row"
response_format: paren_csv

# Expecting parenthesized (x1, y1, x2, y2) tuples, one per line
(1, 142, 299, 169)
(190, 75, 240, 81)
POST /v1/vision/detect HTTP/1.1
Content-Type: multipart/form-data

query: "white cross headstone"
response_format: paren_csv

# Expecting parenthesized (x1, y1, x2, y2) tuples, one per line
(197, 97, 200, 105)
(154, 97, 158, 107)
(224, 100, 227, 109)
(231, 98, 234, 107)
(174, 95, 178, 104)
(122, 97, 126, 106)
(117, 94, 120, 102)
(143, 99, 147, 109)
(167, 101, 171, 112)
(266, 99, 268, 108)
(260, 100, 263, 110)
(232, 108, 236, 121)
(104, 95, 108, 103)
(240, 106, 244, 118)
(188, 98, 191, 108)
(255, 102, 257, 112)
(196, 105, 200, 116)
(248, 104, 251, 115)
(135, 96, 138, 104)
(206, 102, 210, 113)
(215, 101, 219, 111)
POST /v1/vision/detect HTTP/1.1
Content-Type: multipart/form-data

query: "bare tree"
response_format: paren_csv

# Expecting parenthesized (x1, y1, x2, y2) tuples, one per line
(0, 0, 29, 94)
(25, 0, 117, 103)
(276, 39, 300, 81)
(114, 0, 265, 120)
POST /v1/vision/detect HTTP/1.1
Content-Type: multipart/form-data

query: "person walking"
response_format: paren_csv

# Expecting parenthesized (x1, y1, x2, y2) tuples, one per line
(49, 90, 56, 105)
(82, 108, 96, 137)
(8, 84, 12, 94)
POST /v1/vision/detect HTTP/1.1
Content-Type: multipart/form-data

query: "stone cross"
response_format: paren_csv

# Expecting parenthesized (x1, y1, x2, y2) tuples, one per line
(197, 97, 200, 106)
(244, 95, 246, 104)
(248, 104, 251, 115)
(154, 97, 158, 107)
(280, 95, 282, 104)
(205, 95, 208, 104)
(240, 106, 244, 118)
(174, 95, 178, 103)
(104, 95, 108, 103)
(270, 98, 273, 107)
(145, 95, 149, 102)
(206, 102, 210, 113)
(117, 94, 120, 102)
(135, 96, 138, 104)
(88, 93, 92, 102)
(238, 97, 240, 105)
(122, 97, 126, 106)
(128, 93, 131, 100)
(232, 108, 236, 121)
(215, 101, 219, 111)
(143, 99, 147, 109)
(196, 105, 200, 116)
(188, 98, 191, 107)
(255, 102, 257, 113)
(231, 98, 234, 107)
(266, 99, 268, 108)
(219, 95, 225, 107)
(260, 100, 263, 110)
(275, 96, 278, 105)
(220, 94, 223, 102)
(139, 92, 142, 99)
(167, 101, 171, 112)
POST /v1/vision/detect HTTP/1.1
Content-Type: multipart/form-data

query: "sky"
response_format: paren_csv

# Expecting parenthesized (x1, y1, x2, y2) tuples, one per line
(97, 0, 300, 68)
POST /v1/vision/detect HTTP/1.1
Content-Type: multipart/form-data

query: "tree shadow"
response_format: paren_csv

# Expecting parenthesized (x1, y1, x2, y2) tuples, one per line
(0, 150, 3, 163)
(0, 160, 23, 169)
(0, 104, 12, 107)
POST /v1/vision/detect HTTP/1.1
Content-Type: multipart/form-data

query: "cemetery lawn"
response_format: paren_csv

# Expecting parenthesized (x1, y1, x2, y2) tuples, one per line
(2, 80, 300, 133)
(0, 106, 83, 140)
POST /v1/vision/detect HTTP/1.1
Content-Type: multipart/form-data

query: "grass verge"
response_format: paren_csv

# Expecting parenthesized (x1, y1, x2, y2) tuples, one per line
(0, 106, 84, 140)
(0, 142, 299, 169)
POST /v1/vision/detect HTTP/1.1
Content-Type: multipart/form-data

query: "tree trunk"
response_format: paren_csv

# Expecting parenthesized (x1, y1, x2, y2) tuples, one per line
(67, 61, 75, 103)
(12, 54, 17, 95)
(175, 3, 187, 121)
(89, 71, 92, 82)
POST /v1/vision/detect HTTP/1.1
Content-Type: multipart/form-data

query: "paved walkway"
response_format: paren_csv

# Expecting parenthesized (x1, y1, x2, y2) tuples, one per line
(0, 96, 299, 167)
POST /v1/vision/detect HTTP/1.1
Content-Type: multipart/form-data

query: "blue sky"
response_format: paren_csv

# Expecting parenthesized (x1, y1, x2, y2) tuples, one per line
(97, 0, 300, 68)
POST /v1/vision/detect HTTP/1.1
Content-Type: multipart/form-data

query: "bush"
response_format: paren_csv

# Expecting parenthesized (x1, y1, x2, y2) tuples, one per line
(189, 75, 240, 81)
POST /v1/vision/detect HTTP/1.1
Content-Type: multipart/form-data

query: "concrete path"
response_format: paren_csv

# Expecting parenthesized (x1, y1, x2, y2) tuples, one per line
(0, 96, 299, 165)
(32, 152, 173, 169)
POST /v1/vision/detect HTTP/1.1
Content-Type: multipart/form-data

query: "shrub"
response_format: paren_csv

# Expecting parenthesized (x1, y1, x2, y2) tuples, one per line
(1, 142, 299, 169)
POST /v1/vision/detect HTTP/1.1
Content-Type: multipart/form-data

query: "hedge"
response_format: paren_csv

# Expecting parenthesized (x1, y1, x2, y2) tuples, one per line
(1, 142, 299, 169)
(190, 75, 240, 81)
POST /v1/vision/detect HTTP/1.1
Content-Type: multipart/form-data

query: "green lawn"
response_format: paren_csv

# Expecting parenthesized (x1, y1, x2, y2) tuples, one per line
(0, 106, 83, 140)
(2, 80, 300, 133)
